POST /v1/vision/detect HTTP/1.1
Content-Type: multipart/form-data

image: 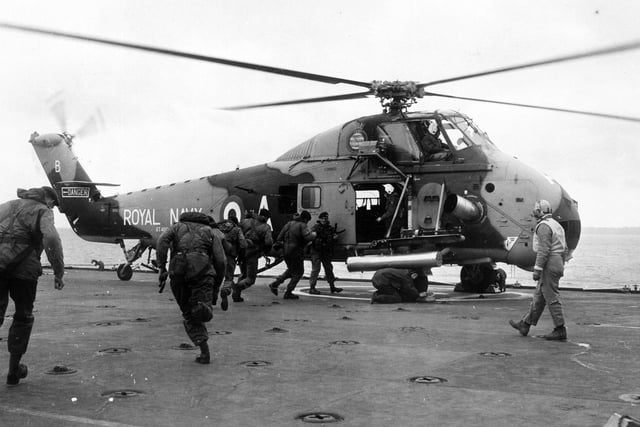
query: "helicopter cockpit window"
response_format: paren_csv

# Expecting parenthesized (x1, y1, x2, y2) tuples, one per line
(440, 119, 471, 151)
(376, 123, 421, 162)
(442, 116, 494, 150)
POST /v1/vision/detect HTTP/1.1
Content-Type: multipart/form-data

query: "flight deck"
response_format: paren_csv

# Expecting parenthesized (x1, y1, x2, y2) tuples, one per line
(0, 269, 638, 426)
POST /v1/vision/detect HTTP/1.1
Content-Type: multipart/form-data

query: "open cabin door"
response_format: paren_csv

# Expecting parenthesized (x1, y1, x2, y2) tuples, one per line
(414, 182, 445, 231)
(297, 182, 356, 245)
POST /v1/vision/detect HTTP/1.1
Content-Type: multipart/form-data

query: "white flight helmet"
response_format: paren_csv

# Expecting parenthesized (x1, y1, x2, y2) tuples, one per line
(427, 120, 439, 135)
(533, 199, 552, 219)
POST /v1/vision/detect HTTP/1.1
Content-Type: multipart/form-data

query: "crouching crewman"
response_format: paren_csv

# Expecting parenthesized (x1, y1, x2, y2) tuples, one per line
(370, 268, 434, 304)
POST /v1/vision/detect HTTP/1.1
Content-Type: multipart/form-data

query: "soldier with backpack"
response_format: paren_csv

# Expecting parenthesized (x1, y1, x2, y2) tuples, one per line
(229, 208, 273, 303)
(157, 212, 226, 364)
(0, 187, 65, 386)
(269, 211, 316, 299)
(217, 213, 246, 311)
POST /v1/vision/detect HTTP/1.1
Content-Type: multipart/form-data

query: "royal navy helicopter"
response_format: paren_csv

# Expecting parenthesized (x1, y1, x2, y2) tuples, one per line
(3, 22, 640, 291)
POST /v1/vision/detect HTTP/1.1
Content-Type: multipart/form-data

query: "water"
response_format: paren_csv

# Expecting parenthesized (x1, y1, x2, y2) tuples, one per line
(52, 227, 640, 291)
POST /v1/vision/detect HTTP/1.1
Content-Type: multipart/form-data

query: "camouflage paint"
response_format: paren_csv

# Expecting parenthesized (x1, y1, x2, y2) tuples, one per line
(29, 109, 580, 275)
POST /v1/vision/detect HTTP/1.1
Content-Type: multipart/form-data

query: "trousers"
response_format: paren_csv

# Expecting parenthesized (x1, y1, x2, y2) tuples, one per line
(272, 252, 304, 293)
(236, 254, 259, 291)
(308, 251, 335, 288)
(523, 254, 565, 328)
(0, 276, 37, 355)
(170, 274, 214, 345)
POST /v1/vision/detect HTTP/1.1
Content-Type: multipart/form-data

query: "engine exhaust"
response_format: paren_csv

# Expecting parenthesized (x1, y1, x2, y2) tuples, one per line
(444, 194, 484, 222)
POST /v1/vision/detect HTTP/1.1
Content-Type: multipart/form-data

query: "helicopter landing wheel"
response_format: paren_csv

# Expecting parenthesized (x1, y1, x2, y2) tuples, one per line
(495, 268, 507, 293)
(117, 263, 133, 281)
(457, 263, 496, 293)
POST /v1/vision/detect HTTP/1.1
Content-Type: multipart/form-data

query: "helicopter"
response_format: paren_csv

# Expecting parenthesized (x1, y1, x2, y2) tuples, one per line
(3, 22, 640, 292)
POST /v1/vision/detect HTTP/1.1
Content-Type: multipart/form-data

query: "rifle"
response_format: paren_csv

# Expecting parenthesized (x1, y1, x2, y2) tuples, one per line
(158, 269, 168, 293)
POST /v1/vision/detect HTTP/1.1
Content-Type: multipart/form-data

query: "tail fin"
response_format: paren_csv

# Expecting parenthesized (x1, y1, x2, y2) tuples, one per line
(29, 132, 117, 216)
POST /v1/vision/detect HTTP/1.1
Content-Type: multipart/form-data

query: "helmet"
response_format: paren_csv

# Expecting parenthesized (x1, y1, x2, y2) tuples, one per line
(533, 200, 552, 219)
(318, 211, 329, 220)
(299, 210, 311, 221)
(259, 208, 270, 219)
(427, 120, 439, 135)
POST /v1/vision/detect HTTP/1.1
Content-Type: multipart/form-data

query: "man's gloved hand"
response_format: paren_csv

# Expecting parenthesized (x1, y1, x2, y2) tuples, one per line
(54, 276, 65, 290)
(532, 270, 541, 281)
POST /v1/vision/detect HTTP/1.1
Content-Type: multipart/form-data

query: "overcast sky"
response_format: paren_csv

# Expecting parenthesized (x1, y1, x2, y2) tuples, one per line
(1, 0, 639, 227)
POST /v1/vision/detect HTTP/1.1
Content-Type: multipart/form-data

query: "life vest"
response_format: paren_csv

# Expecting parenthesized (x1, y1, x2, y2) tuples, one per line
(533, 216, 567, 255)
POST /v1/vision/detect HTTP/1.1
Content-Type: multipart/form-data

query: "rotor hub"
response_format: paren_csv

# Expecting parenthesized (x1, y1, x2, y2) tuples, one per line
(371, 80, 424, 114)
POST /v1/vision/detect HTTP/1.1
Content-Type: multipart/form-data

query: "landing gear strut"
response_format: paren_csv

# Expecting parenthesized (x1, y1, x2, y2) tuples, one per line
(456, 263, 506, 293)
(115, 239, 150, 281)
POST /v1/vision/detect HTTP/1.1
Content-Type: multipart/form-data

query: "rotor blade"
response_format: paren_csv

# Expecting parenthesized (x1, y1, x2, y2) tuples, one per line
(419, 40, 640, 87)
(424, 91, 640, 123)
(47, 92, 67, 132)
(222, 90, 373, 110)
(75, 109, 105, 139)
(0, 22, 371, 88)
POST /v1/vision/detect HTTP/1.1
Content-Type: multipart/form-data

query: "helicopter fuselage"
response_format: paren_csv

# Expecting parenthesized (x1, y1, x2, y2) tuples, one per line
(30, 109, 581, 288)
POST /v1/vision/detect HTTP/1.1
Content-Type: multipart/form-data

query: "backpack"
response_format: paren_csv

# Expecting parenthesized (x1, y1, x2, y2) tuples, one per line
(0, 201, 40, 275)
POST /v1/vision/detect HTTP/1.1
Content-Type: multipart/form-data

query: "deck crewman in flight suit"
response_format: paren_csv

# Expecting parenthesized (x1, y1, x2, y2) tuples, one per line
(157, 211, 226, 364)
(0, 187, 65, 386)
(510, 199, 569, 341)
(376, 184, 406, 238)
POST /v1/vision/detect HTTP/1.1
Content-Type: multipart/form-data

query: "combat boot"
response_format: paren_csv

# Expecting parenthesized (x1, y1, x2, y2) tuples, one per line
(283, 292, 299, 299)
(232, 289, 244, 302)
(329, 282, 343, 294)
(509, 319, 530, 336)
(220, 288, 230, 311)
(6, 363, 28, 386)
(309, 287, 321, 295)
(268, 282, 279, 296)
(195, 341, 210, 364)
(543, 326, 567, 341)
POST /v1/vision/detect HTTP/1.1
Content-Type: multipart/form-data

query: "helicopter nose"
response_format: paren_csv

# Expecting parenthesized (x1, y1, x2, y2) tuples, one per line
(556, 187, 581, 251)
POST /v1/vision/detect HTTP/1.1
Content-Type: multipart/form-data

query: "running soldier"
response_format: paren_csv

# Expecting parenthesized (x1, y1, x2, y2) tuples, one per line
(157, 212, 226, 364)
(217, 214, 246, 311)
(232, 209, 273, 302)
(0, 187, 65, 386)
(269, 211, 316, 299)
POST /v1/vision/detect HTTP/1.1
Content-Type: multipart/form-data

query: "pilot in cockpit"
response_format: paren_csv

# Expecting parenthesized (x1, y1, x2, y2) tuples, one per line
(419, 120, 451, 161)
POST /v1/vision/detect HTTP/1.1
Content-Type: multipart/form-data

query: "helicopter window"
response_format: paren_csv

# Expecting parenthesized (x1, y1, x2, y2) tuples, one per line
(444, 116, 494, 149)
(440, 120, 471, 151)
(301, 186, 321, 209)
(377, 123, 421, 162)
(355, 190, 381, 209)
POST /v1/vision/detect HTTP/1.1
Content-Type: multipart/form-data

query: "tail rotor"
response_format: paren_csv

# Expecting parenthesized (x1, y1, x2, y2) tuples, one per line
(46, 91, 105, 140)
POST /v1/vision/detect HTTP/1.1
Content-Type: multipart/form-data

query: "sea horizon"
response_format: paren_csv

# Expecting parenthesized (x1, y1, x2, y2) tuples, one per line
(50, 227, 640, 292)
